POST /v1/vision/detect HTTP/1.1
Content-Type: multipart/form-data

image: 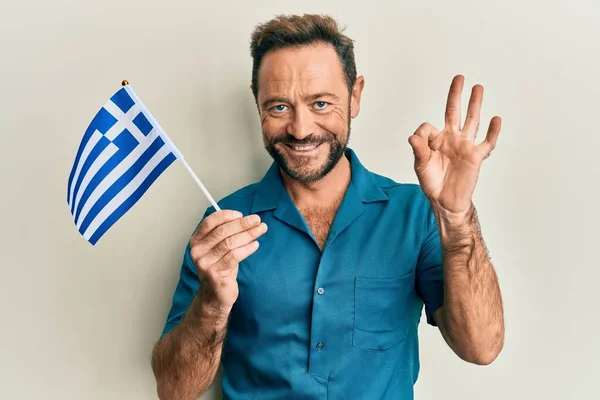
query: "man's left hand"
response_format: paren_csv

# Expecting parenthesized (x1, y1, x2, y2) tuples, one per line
(408, 75, 502, 220)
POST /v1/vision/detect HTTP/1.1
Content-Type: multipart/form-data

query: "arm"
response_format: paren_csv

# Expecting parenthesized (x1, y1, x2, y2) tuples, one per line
(151, 210, 267, 400)
(151, 286, 230, 400)
(408, 74, 505, 365)
(432, 204, 504, 365)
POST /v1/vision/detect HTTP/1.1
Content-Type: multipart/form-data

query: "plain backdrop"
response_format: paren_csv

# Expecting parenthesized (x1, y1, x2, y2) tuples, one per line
(1, 0, 598, 399)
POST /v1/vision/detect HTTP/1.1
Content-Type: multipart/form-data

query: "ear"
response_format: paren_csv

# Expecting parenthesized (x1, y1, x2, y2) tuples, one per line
(350, 75, 365, 119)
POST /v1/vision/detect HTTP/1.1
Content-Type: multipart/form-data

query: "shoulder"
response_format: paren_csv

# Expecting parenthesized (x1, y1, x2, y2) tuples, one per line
(371, 172, 429, 206)
(200, 182, 260, 218)
(218, 183, 259, 210)
(369, 171, 435, 230)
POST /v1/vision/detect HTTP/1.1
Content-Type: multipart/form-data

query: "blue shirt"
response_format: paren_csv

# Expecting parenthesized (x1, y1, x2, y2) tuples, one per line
(161, 148, 444, 400)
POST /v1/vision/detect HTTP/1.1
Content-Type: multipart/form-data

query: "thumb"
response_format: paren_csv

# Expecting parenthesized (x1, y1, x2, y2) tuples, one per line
(408, 135, 431, 170)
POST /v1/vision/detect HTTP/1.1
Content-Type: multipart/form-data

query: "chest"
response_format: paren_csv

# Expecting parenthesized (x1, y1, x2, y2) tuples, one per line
(299, 206, 338, 250)
(227, 212, 424, 357)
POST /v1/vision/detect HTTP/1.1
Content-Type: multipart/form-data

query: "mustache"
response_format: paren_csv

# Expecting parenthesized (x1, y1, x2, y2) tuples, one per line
(269, 134, 334, 145)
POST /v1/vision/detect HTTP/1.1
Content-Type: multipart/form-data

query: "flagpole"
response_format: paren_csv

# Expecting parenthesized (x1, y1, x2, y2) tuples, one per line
(121, 80, 221, 211)
(179, 158, 221, 211)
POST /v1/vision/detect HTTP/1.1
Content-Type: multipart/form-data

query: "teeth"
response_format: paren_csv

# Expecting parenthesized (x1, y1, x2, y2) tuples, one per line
(293, 145, 317, 151)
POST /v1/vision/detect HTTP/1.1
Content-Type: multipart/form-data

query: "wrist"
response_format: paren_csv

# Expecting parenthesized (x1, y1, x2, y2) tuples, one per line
(431, 201, 476, 228)
(198, 285, 233, 318)
(431, 202, 481, 258)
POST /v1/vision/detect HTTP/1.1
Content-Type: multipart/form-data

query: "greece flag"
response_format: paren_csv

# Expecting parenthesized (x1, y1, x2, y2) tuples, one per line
(67, 84, 181, 245)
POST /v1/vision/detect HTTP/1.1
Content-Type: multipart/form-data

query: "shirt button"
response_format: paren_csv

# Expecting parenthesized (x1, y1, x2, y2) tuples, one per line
(317, 287, 325, 295)
(316, 342, 324, 350)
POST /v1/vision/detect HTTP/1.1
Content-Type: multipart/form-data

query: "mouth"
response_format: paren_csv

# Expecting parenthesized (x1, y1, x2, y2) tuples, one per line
(283, 142, 324, 157)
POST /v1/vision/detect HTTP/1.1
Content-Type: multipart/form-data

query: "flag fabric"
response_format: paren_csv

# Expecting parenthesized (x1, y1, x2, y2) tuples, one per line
(67, 85, 181, 245)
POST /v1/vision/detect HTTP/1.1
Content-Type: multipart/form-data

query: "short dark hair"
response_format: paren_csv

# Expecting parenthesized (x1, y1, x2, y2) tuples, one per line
(249, 14, 357, 100)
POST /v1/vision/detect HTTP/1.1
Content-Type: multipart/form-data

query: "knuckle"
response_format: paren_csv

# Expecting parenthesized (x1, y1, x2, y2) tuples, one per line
(214, 225, 228, 239)
(189, 245, 202, 262)
(417, 122, 430, 131)
(202, 216, 214, 228)
(201, 216, 217, 231)
(248, 228, 259, 239)
(197, 257, 210, 272)
(223, 235, 236, 250)
(222, 252, 237, 267)
(213, 240, 228, 255)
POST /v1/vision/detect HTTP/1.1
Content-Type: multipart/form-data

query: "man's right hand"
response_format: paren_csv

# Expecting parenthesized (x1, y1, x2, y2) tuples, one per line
(189, 210, 267, 310)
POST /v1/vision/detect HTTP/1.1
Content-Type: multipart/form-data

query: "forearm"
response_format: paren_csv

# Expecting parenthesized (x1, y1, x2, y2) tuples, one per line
(434, 203, 504, 364)
(151, 285, 230, 400)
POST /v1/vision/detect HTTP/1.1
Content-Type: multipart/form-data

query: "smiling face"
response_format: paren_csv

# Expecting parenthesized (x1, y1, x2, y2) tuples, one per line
(255, 42, 364, 183)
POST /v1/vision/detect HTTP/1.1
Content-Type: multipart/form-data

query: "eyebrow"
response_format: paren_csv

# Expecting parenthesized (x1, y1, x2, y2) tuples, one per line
(261, 97, 289, 108)
(261, 92, 342, 108)
(305, 92, 342, 102)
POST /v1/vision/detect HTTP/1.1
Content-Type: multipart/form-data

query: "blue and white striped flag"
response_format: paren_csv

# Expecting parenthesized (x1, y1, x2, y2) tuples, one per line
(67, 83, 189, 245)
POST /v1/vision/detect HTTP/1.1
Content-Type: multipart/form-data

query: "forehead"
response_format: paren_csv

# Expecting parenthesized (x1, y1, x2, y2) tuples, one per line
(257, 43, 346, 98)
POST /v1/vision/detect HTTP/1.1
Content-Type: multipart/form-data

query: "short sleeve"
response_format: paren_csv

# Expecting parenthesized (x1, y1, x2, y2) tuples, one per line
(415, 207, 444, 326)
(160, 207, 216, 337)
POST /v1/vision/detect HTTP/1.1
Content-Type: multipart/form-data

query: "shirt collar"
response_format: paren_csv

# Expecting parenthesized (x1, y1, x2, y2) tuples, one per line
(250, 148, 388, 214)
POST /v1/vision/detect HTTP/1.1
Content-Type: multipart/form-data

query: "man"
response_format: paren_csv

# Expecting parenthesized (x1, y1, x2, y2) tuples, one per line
(151, 14, 505, 400)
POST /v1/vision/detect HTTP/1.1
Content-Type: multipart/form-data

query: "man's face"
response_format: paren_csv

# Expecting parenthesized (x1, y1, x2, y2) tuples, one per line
(255, 43, 363, 183)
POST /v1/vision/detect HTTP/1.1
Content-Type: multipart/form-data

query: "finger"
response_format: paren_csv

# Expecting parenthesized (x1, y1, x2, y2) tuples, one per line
(445, 75, 464, 130)
(414, 122, 442, 143)
(478, 116, 502, 158)
(191, 210, 243, 243)
(408, 135, 430, 171)
(409, 123, 438, 171)
(463, 84, 483, 139)
(200, 214, 262, 252)
(217, 241, 260, 271)
(205, 222, 268, 265)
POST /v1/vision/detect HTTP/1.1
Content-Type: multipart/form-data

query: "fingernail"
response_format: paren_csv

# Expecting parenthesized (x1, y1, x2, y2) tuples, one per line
(250, 215, 260, 223)
(233, 211, 243, 218)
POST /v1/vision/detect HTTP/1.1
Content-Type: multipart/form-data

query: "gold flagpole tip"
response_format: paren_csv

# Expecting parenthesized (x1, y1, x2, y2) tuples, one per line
(121, 80, 129, 86)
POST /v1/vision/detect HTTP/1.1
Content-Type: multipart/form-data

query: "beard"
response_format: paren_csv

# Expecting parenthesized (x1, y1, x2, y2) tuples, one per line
(263, 123, 350, 184)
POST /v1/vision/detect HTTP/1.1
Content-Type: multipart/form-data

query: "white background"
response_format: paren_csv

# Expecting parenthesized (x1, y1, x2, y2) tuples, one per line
(1, 0, 598, 399)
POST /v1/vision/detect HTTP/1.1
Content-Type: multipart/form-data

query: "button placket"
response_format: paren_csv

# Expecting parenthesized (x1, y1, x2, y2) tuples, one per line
(308, 253, 332, 378)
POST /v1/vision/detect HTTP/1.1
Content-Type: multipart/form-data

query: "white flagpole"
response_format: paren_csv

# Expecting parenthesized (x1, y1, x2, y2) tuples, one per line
(179, 158, 221, 211)
(121, 80, 221, 211)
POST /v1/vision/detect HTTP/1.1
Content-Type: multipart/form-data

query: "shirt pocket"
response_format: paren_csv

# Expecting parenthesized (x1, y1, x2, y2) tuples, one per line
(352, 272, 414, 351)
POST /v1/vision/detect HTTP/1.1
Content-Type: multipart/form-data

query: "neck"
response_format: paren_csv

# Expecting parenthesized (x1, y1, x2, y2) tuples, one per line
(281, 155, 351, 209)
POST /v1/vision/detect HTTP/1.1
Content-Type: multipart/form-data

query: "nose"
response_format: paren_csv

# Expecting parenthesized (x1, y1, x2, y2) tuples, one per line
(286, 106, 316, 140)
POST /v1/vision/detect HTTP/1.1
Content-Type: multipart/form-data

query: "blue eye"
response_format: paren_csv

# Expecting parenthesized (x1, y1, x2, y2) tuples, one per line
(273, 104, 288, 112)
(315, 101, 328, 110)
